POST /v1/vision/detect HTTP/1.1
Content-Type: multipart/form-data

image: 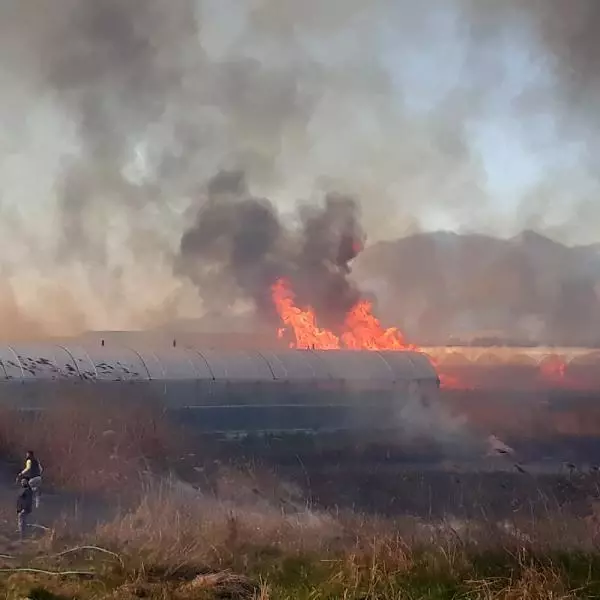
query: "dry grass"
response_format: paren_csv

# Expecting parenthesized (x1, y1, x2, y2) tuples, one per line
(9, 476, 589, 599)
(0, 392, 185, 494)
(0, 400, 597, 597)
(0, 474, 595, 598)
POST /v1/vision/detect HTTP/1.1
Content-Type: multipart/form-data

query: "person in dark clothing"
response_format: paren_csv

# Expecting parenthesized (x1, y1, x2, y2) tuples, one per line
(17, 478, 33, 539)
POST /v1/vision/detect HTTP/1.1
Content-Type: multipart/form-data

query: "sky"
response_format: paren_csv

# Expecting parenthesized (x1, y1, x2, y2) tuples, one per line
(191, 0, 600, 243)
(0, 0, 599, 334)
(0, 0, 596, 243)
(376, 5, 587, 238)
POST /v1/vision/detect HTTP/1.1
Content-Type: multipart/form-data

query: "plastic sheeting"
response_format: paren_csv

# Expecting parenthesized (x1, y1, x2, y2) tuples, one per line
(0, 344, 438, 384)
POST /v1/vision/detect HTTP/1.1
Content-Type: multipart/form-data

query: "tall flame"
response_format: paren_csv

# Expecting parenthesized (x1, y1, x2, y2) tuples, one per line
(271, 279, 341, 349)
(342, 300, 419, 351)
(270, 278, 464, 388)
(271, 278, 416, 351)
(270, 279, 599, 392)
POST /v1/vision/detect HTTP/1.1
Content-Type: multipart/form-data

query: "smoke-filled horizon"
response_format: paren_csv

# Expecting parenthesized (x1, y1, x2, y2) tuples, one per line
(0, 0, 599, 336)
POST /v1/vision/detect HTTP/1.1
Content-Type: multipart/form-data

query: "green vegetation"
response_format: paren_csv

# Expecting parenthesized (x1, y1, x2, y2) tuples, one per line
(1, 533, 600, 599)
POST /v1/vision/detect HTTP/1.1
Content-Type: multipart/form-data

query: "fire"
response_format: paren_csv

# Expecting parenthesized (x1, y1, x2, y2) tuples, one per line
(536, 354, 585, 390)
(342, 300, 419, 351)
(270, 278, 462, 387)
(539, 355, 566, 382)
(270, 279, 597, 392)
(271, 278, 416, 351)
(271, 279, 340, 350)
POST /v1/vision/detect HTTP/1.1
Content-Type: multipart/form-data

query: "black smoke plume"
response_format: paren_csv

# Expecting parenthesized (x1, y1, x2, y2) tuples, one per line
(176, 171, 364, 329)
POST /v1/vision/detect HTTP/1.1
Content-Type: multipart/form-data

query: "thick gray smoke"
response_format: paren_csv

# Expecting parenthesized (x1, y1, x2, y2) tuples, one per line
(176, 170, 363, 328)
(0, 0, 600, 335)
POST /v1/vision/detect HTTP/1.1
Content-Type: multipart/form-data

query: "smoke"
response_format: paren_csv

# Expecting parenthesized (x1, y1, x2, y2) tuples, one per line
(352, 229, 600, 345)
(459, 0, 600, 240)
(0, 0, 600, 334)
(176, 170, 363, 328)
(394, 382, 484, 459)
(393, 382, 517, 462)
(467, 1, 600, 112)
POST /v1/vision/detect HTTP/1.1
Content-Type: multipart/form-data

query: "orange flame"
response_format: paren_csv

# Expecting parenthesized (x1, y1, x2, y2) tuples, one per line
(540, 357, 565, 379)
(271, 279, 340, 350)
(269, 278, 463, 387)
(270, 279, 600, 392)
(271, 278, 416, 351)
(538, 355, 567, 385)
(342, 300, 419, 351)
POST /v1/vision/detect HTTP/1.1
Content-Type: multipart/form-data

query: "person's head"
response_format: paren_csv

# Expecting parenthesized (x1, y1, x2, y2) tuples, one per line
(25, 451, 34, 459)
(20, 478, 29, 488)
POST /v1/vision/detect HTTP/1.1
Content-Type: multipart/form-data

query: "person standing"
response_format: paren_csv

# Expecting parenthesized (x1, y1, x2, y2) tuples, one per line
(16, 479, 33, 539)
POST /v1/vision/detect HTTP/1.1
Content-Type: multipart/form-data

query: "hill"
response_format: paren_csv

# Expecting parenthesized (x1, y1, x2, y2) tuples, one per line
(352, 230, 600, 346)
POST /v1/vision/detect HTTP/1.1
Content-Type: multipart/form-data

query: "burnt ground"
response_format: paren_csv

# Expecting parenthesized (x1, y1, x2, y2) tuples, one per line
(0, 457, 597, 550)
(273, 463, 600, 520)
(166, 385, 600, 521)
(0, 384, 599, 546)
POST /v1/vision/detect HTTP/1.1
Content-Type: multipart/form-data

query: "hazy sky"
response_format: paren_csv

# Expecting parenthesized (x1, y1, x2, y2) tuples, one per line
(371, 3, 591, 239)
(0, 0, 598, 333)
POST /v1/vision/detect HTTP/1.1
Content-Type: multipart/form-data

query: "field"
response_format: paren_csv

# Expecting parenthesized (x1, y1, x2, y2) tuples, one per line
(0, 390, 598, 598)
